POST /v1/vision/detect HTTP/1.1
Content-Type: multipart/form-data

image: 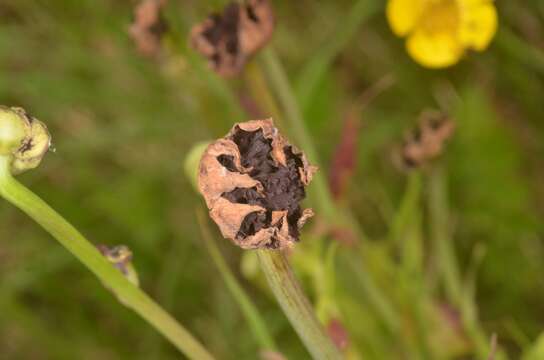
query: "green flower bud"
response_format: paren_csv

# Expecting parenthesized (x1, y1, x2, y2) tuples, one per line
(0, 106, 27, 155)
(0, 106, 51, 174)
(183, 141, 211, 191)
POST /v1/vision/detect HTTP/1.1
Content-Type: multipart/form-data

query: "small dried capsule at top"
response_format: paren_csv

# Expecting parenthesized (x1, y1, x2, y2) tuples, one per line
(97, 244, 140, 287)
(397, 111, 456, 170)
(198, 119, 316, 250)
(97, 244, 140, 306)
(129, 0, 168, 58)
(190, 0, 275, 77)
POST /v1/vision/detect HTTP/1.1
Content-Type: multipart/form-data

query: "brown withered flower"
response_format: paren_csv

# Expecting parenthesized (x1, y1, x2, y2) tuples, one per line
(129, 0, 168, 57)
(198, 119, 316, 250)
(190, 0, 275, 77)
(398, 111, 456, 169)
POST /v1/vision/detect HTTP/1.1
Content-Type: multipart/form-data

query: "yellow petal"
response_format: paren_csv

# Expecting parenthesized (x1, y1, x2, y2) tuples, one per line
(386, 0, 423, 37)
(458, 0, 490, 7)
(406, 29, 464, 68)
(458, 2, 498, 51)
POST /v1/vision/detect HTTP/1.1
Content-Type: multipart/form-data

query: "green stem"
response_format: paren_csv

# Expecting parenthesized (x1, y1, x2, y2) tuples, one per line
(389, 172, 423, 273)
(259, 48, 364, 241)
(257, 250, 342, 360)
(259, 49, 334, 219)
(428, 165, 498, 358)
(342, 250, 399, 335)
(428, 165, 462, 304)
(256, 47, 399, 345)
(245, 61, 286, 132)
(296, 0, 380, 112)
(0, 156, 214, 360)
(197, 209, 277, 351)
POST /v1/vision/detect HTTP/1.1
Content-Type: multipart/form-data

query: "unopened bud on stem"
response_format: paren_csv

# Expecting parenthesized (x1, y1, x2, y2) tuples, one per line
(0, 106, 51, 174)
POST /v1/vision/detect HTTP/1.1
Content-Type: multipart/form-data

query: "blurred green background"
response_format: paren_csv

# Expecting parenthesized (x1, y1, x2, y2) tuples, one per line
(0, 0, 543, 359)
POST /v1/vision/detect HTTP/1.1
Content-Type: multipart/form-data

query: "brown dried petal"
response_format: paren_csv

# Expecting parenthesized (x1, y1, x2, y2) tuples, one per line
(198, 118, 314, 249)
(238, 0, 275, 55)
(299, 159, 318, 186)
(190, 0, 275, 77)
(297, 208, 314, 229)
(198, 139, 260, 209)
(210, 198, 265, 241)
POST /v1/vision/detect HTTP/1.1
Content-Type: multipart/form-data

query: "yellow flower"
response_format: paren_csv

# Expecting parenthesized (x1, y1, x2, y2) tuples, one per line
(387, 0, 498, 68)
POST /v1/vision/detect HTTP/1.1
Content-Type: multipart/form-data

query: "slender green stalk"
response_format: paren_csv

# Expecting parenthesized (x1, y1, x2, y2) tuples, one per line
(256, 47, 398, 349)
(296, 0, 380, 112)
(259, 49, 332, 215)
(0, 156, 214, 360)
(245, 61, 286, 132)
(428, 165, 462, 304)
(257, 250, 342, 360)
(389, 172, 423, 273)
(428, 165, 499, 359)
(259, 48, 364, 241)
(196, 208, 277, 351)
(342, 251, 399, 334)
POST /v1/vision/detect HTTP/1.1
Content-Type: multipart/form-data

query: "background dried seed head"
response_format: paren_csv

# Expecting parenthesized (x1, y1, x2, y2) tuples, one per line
(397, 111, 456, 170)
(190, 0, 275, 77)
(129, 0, 168, 57)
(198, 119, 316, 250)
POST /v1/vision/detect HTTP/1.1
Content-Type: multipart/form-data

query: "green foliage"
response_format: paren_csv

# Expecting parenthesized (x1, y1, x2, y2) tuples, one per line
(0, 0, 543, 359)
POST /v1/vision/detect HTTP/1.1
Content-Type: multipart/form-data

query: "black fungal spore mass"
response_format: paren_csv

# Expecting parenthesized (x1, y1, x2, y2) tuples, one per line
(219, 127, 306, 242)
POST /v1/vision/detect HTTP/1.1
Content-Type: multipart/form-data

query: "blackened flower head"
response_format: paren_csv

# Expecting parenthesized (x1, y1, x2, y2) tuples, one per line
(198, 119, 316, 250)
(190, 0, 275, 77)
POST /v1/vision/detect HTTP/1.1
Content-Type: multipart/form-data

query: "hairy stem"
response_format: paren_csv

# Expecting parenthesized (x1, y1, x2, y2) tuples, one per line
(0, 156, 214, 360)
(257, 250, 342, 360)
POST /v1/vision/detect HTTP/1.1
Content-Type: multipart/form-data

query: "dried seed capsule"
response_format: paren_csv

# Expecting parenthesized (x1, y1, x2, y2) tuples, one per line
(0, 106, 51, 174)
(129, 0, 168, 57)
(190, 0, 275, 77)
(97, 244, 140, 306)
(398, 111, 456, 170)
(97, 244, 139, 286)
(198, 119, 316, 250)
